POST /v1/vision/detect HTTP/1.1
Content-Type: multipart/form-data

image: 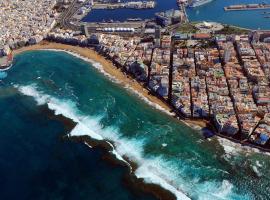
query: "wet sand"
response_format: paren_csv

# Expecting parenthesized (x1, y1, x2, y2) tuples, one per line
(14, 41, 208, 130)
(14, 42, 172, 110)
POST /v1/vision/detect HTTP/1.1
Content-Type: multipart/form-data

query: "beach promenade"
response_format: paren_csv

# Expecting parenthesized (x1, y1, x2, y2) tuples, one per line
(14, 42, 208, 129)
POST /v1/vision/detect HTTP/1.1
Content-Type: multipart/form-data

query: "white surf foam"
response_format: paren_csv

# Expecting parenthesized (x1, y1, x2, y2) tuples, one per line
(251, 160, 264, 177)
(252, 165, 262, 177)
(40, 49, 176, 118)
(16, 83, 252, 200)
(195, 179, 235, 200)
(84, 142, 93, 148)
(218, 137, 270, 157)
(70, 122, 103, 141)
(37, 48, 208, 137)
(256, 160, 263, 167)
(17, 84, 250, 200)
(135, 164, 190, 200)
(16, 84, 191, 200)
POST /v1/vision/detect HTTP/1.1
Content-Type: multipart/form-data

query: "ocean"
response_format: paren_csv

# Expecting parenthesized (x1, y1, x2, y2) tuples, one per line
(83, 0, 270, 30)
(1, 50, 270, 200)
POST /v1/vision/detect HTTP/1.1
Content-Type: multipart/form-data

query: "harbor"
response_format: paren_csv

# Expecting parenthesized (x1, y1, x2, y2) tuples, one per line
(224, 3, 270, 11)
(92, 1, 156, 9)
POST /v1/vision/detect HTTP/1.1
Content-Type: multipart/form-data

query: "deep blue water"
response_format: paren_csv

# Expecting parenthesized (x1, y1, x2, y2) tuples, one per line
(186, 0, 270, 30)
(83, 0, 178, 22)
(1, 50, 270, 200)
(83, 0, 270, 29)
(0, 81, 157, 199)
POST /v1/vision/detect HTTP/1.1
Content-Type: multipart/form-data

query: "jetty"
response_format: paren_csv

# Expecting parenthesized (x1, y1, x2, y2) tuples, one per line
(224, 3, 270, 11)
(92, 1, 156, 10)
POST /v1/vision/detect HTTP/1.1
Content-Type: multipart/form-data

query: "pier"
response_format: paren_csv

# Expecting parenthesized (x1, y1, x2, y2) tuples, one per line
(224, 3, 270, 11)
(92, 1, 156, 10)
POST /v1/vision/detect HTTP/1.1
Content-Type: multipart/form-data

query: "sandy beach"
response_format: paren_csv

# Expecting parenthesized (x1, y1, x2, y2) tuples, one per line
(14, 41, 208, 129)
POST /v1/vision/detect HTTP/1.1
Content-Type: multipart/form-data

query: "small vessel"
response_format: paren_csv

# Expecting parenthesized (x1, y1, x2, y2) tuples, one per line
(189, 0, 213, 7)
(0, 53, 13, 71)
(264, 15, 270, 18)
(127, 18, 142, 21)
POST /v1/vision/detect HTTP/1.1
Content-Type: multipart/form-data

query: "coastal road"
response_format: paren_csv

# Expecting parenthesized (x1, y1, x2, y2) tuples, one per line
(59, 0, 81, 30)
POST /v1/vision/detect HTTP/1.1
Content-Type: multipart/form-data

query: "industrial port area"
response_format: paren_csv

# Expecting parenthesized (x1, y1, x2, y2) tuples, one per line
(2, 0, 270, 151)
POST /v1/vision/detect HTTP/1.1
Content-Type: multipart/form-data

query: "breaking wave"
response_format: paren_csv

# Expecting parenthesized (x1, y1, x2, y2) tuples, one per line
(39, 49, 172, 116)
(16, 84, 190, 200)
(16, 84, 250, 200)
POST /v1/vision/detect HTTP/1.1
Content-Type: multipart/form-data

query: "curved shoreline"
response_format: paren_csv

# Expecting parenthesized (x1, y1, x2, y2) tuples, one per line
(14, 42, 208, 129)
(13, 49, 192, 200)
(13, 44, 270, 200)
(40, 103, 179, 200)
(14, 42, 270, 155)
(29, 93, 186, 200)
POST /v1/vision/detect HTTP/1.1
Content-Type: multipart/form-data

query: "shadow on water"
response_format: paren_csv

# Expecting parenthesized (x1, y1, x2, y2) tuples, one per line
(201, 127, 215, 139)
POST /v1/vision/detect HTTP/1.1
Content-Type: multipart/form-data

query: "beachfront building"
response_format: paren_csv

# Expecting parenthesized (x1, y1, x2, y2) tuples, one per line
(97, 34, 139, 66)
(125, 41, 154, 82)
(47, 29, 89, 45)
(250, 113, 270, 146)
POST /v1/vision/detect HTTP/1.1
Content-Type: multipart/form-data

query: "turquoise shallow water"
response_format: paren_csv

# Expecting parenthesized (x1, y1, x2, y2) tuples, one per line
(2, 50, 270, 199)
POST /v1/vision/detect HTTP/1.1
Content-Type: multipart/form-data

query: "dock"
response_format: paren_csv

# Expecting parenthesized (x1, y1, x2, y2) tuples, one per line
(224, 3, 270, 11)
(92, 1, 156, 10)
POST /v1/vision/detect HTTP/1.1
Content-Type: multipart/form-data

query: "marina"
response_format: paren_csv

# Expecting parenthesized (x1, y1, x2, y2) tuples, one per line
(92, 1, 156, 9)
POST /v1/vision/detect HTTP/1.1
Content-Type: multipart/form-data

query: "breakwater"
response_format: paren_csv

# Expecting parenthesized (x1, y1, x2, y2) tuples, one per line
(224, 3, 270, 11)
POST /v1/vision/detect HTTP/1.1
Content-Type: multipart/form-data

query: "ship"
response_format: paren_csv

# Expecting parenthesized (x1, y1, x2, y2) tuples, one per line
(189, 0, 213, 7)
(127, 18, 142, 21)
(0, 53, 13, 71)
